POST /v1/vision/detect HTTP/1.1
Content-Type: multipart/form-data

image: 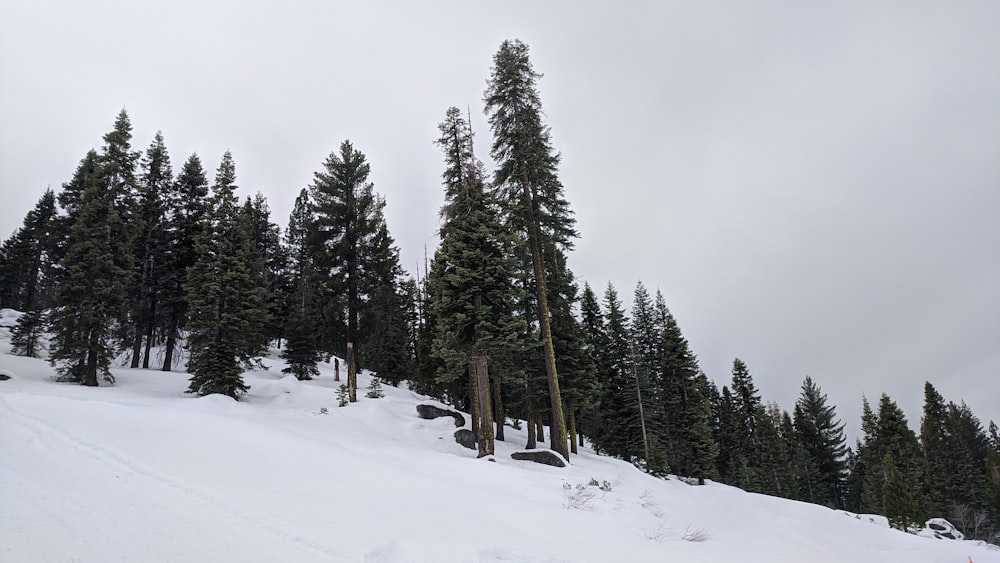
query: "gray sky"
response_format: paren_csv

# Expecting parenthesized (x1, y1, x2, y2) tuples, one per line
(2, 1, 998, 442)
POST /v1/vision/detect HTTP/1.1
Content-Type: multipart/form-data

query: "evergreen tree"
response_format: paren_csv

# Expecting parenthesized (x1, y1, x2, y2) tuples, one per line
(883, 454, 920, 530)
(484, 39, 578, 460)
(428, 107, 524, 457)
(655, 291, 717, 482)
(854, 393, 924, 516)
(184, 151, 263, 398)
(48, 112, 139, 386)
(591, 284, 641, 462)
(793, 376, 848, 508)
(729, 358, 762, 489)
(576, 282, 605, 447)
(128, 131, 173, 369)
(280, 189, 322, 380)
(159, 154, 211, 371)
(47, 159, 133, 385)
(241, 192, 287, 349)
(920, 381, 952, 516)
(309, 140, 400, 402)
(0, 189, 59, 311)
(629, 282, 668, 473)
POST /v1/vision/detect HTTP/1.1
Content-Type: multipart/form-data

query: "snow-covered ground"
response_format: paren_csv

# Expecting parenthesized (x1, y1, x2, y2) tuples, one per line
(1, 315, 997, 562)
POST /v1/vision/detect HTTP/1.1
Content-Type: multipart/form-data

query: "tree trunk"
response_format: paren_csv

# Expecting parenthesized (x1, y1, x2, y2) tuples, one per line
(130, 320, 142, 368)
(162, 311, 177, 371)
(84, 330, 99, 387)
(142, 298, 155, 369)
(468, 364, 479, 438)
(474, 351, 494, 457)
(536, 418, 545, 443)
(522, 182, 569, 460)
(334, 358, 340, 382)
(492, 373, 505, 442)
(525, 377, 537, 449)
(569, 407, 578, 455)
(347, 342, 357, 402)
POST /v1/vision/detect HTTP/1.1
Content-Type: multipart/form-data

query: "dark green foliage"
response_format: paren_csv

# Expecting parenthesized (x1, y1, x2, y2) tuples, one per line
(48, 112, 139, 386)
(184, 151, 264, 399)
(241, 192, 287, 349)
(280, 190, 322, 381)
(793, 376, 848, 507)
(10, 308, 47, 357)
(628, 283, 668, 474)
(427, 107, 525, 453)
(883, 454, 920, 530)
(308, 140, 405, 380)
(128, 131, 173, 368)
(851, 393, 924, 517)
(484, 39, 577, 459)
(654, 291, 717, 482)
(159, 154, 211, 371)
(337, 384, 350, 407)
(0, 189, 59, 311)
(591, 284, 643, 462)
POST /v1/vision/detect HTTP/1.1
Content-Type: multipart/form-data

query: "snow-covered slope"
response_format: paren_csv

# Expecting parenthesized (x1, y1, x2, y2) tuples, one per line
(0, 337, 996, 562)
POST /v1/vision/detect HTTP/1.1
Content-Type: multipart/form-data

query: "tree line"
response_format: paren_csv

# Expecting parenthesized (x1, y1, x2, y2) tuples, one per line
(1, 39, 997, 542)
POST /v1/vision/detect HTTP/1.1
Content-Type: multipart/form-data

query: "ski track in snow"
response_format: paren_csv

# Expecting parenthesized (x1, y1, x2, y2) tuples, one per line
(0, 394, 349, 562)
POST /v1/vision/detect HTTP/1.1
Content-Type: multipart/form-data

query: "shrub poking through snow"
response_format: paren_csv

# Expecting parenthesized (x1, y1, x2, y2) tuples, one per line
(337, 384, 350, 407)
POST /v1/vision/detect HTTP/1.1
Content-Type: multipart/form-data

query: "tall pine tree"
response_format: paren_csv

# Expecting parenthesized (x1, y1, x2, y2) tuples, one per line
(484, 39, 578, 460)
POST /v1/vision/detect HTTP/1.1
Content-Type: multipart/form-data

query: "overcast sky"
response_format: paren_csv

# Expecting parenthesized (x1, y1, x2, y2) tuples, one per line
(2, 1, 998, 442)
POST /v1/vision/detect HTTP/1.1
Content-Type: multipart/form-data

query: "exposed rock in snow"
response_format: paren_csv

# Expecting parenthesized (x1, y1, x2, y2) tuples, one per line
(416, 402, 466, 427)
(454, 428, 476, 450)
(511, 449, 568, 468)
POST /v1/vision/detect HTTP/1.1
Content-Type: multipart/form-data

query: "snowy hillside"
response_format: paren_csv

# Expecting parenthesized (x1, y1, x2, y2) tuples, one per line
(0, 325, 997, 562)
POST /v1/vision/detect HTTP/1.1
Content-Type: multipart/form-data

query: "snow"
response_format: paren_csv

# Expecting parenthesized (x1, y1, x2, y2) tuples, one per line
(1, 321, 998, 562)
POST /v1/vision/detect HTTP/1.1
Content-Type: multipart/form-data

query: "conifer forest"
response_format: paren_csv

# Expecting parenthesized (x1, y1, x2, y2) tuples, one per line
(2, 39, 998, 544)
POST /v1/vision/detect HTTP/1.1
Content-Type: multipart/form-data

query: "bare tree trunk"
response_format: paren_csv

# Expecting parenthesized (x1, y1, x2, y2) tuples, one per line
(536, 418, 545, 443)
(130, 322, 143, 368)
(468, 364, 479, 437)
(334, 358, 340, 382)
(347, 342, 357, 402)
(142, 298, 155, 369)
(492, 374, 505, 442)
(525, 377, 537, 449)
(474, 352, 494, 457)
(162, 312, 177, 371)
(522, 181, 568, 460)
(569, 407, 578, 455)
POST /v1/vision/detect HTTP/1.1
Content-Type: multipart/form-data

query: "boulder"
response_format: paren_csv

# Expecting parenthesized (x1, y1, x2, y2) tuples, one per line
(0, 372, 11, 381)
(511, 449, 568, 468)
(416, 403, 466, 427)
(454, 429, 476, 450)
(923, 518, 964, 540)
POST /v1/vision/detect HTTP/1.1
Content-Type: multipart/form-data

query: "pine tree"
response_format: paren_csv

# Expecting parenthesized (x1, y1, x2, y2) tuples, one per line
(484, 39, 578, 460)
(184, 151, 263, 398)
(47, 160, 133, 385)
(793, 376, 848, 508)
(629, 282, 668, 474)
(576, 282, 605, 447)
(128, 131, 173, 369)
(428, 107, 525, 457)
(920, 381, 951, 516)
(655, 291, 717, 482)
(280, 189, 322, 380)
(309, 140, 400, 402)
(48, 112, 139, 386)
(159, 154, 211, 371)
(883, 454, 920, 531)
(0, 189, 59, 311)
(241, 192, 287, 349)
(592, 284, 641, 462)
(729, 358, 762, 489)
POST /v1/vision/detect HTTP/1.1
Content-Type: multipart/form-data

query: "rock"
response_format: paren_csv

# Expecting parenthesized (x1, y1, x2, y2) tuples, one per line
(416, 403, 466, 427)
(922, 518, 964, 540)
(511, 449, 568, 468)
(454, 429, 476, 450)
(0, 373, 10, 381)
